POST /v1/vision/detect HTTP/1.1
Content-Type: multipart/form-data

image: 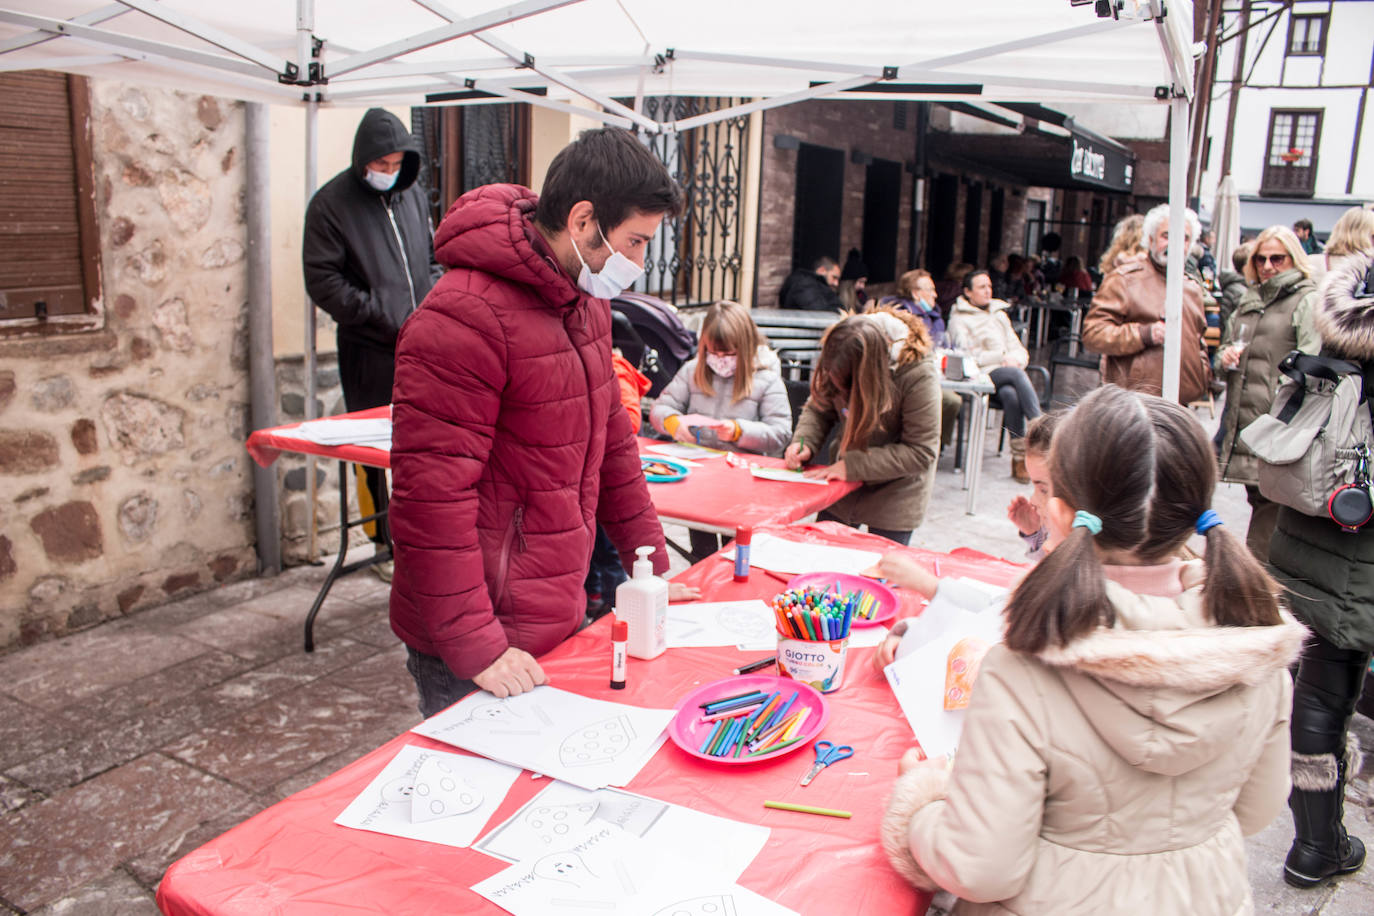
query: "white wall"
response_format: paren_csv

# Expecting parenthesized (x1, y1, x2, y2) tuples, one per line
(1198, 0, 1373, 209)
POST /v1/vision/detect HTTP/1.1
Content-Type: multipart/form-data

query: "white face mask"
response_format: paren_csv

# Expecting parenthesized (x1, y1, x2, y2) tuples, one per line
(569, 223, 643, 299)
(365, 168, 398, 192)
(705, 352, 737, 378)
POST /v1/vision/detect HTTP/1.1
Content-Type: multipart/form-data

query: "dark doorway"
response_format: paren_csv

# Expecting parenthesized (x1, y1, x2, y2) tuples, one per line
(862, 158, 902, 283)
(792, 143, 845, 270)
(927, 173, 959, 278)
(989, 188, 1005, 257)
(963, 182, 983, 266)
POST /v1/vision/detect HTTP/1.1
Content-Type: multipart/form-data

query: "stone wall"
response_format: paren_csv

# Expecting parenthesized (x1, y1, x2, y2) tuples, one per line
(0, 82, 256, 650)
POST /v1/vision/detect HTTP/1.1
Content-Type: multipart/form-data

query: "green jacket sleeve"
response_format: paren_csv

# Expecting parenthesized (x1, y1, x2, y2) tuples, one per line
(791, 396, 836, 462)
(1292, 290, 1322, 356)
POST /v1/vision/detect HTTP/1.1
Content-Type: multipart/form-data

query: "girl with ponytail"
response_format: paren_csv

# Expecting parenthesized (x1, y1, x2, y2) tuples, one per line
(882, 385, 1306, 915)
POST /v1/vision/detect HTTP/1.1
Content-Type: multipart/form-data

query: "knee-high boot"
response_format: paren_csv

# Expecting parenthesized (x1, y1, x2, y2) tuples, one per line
(1285, 735, 1367, 887)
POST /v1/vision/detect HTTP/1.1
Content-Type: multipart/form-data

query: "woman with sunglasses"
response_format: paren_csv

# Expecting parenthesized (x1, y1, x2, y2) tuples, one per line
(1213, 225, 1320, 561)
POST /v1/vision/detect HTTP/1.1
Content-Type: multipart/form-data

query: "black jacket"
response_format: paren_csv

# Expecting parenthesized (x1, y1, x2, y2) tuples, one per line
(778, 268, 842, 311)
(303, 108, 442, 353)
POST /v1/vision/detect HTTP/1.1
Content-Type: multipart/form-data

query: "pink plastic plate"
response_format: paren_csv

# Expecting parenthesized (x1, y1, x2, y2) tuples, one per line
(783, 572, 898, 628)
(668, 675, 828, 764)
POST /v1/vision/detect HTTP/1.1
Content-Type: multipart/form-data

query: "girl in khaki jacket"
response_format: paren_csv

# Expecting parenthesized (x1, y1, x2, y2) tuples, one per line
(784, 314, 942, 545)
(882, 386, 1306, 915)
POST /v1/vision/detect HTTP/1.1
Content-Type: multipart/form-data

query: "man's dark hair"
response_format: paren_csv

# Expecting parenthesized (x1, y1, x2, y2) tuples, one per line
(1041, 232, 1062, 253)
(1293, 218, 1314, 234)
(535, 128, 682, 233)
(811, 256, 839, 272)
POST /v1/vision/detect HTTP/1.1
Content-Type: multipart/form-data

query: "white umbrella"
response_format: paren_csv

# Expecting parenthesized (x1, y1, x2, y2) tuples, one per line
(1212, 174, 1241, 274)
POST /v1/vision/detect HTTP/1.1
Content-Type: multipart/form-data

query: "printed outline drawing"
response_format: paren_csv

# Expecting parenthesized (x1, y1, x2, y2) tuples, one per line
(650, 894, 739, 916)
(558, 715, 637, 767)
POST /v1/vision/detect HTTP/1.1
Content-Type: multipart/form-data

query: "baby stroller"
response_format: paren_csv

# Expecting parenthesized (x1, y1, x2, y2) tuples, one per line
(610, 292, 697, 398)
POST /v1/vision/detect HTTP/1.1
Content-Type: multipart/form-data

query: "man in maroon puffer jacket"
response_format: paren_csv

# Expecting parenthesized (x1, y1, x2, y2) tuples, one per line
(390, 129, 682, 716)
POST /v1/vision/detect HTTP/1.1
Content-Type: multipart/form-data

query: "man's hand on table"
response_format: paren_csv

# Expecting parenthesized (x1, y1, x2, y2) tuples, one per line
(473, 646, 548, 698)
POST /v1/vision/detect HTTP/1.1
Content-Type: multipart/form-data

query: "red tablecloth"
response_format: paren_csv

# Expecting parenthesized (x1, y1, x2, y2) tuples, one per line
(244, 411, 858, 532)
(156, 523, 1025, 916)
(246, 406, 392, 469)
(638, 437, 858, 531)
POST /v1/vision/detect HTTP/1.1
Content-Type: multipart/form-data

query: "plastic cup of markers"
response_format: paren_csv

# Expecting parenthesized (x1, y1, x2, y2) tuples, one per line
(777, 634, 848, 694)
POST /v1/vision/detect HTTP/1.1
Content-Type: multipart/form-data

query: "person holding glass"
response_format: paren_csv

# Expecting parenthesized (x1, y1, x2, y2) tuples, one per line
(1213, 225, 1321, 561)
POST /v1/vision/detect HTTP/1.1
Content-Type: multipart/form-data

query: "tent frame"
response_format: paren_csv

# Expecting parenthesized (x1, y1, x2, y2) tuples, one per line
(0, 0, 1198, 566)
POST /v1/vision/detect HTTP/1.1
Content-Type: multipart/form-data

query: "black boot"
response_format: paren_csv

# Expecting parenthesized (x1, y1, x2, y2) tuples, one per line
(1284, 737, 1366, 888)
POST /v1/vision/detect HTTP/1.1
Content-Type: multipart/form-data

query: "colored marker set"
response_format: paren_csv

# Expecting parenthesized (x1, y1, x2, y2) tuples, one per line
(772, 585, 874, 641)
(695, 688, 812, 759)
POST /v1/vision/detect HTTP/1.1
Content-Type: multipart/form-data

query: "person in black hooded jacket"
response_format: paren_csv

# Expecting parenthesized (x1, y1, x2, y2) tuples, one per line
(303, 108, 442, 572)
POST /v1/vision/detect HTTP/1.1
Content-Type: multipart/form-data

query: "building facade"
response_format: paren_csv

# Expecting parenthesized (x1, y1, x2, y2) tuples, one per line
(1198, 0, 1374, 235)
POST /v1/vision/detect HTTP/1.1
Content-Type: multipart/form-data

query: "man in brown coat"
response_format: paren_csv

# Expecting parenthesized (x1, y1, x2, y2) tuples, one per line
(1083, 204, 1211, 404)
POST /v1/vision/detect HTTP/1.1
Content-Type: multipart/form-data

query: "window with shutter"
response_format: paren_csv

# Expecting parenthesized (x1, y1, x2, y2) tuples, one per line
(0, 70, 102, 331)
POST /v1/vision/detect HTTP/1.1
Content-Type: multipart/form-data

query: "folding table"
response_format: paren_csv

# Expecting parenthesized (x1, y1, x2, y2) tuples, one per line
(156, 521, 1027, 916)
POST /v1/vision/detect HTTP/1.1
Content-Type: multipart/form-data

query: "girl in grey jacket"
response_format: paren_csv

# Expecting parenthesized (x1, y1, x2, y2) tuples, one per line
(650, 301, 793, 556)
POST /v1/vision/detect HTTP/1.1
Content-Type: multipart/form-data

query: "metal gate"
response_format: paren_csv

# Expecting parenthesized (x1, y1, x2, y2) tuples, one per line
(639, 97, 749, 305)
(412, 104, 529, 226)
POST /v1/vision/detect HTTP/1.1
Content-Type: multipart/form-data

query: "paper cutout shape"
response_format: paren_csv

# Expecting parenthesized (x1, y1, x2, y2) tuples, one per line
(411, 755, 484, 822)
(943, 636, 990, 711)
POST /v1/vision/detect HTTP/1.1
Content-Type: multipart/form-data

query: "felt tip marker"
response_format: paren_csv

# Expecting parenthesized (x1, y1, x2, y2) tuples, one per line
(763, 800, 852, 819)
(610, 618, 628, 689)
(732, 656, 777, 676)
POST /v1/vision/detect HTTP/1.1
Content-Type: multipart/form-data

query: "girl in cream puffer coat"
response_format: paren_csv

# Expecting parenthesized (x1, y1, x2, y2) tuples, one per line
(882, 385, 1305, 915)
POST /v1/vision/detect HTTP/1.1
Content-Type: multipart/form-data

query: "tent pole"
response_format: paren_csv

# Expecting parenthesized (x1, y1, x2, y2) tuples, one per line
(245, 101, 281, 576)
(1162, 93, 1189, 404)
(301, 0, 320, 563)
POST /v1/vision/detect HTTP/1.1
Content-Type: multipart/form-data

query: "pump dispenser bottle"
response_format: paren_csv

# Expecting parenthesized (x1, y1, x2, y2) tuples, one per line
(616, 546, 668, 659)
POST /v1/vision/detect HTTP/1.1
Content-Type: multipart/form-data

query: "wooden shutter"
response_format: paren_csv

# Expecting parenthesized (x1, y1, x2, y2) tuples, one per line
(0, 71, 98, 321)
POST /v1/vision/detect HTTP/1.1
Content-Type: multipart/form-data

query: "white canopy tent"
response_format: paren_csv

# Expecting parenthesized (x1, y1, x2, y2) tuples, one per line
(1, 0, 1197, 563)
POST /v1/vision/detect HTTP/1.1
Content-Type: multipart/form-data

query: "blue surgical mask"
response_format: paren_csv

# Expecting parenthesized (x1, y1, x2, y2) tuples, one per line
(365, 168, 398, 192)
(569, 223, 643, 299)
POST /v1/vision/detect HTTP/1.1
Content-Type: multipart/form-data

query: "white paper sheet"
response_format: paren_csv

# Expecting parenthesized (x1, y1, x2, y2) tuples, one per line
(726, 533, 881, 576)
(667, 600, 775, 648)
(882, 581, 1008, 760)
(475, 781, 769, 880)
(289, 417, 392, 450)
(749, 466, 829, 485)
(412, 687, 675, 791)
(644, 442, 727, 460)
(473, 822, 796, 916)
(333, 744, 520, 847)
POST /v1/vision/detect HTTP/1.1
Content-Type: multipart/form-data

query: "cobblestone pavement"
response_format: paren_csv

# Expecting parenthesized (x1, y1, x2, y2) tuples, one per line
(1, 399, 1370, 914)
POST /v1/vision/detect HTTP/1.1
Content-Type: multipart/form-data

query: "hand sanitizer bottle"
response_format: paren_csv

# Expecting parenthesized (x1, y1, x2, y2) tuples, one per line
(617, 545, 668, 660)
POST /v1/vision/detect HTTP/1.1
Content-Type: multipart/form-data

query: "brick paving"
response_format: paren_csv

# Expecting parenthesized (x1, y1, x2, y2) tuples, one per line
(1, 396, 1370, 914)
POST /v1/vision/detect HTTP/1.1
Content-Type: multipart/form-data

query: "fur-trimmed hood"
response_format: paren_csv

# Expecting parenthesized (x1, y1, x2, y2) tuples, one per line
(1034, 567, 1306, 777)
(1313, 251, 1374, 360)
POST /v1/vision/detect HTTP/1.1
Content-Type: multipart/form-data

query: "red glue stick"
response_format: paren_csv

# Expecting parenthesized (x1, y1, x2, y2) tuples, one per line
(610, 618, 628, 689)
(734, 526, 752, 582)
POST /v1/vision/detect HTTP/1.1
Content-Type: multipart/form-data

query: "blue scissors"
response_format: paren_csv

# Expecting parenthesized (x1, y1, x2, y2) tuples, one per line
(800, 740, 854, 786)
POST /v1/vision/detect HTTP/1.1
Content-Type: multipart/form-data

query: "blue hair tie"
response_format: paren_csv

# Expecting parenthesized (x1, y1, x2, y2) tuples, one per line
(1196, 509, 1223, 535)
(1072, 510, 1103, 535)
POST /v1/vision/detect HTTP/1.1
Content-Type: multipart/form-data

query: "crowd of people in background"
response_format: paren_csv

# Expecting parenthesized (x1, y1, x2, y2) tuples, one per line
(311, 115, 1374, 910)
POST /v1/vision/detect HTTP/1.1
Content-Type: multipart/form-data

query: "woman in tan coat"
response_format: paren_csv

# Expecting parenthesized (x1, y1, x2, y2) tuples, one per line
(882, 386, 1305, 915)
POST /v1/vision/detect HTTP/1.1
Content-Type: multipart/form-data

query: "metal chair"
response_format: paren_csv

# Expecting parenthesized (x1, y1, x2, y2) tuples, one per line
(1047, 334, 1101, 408)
